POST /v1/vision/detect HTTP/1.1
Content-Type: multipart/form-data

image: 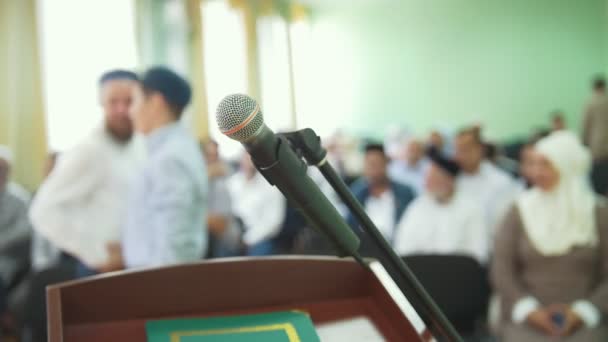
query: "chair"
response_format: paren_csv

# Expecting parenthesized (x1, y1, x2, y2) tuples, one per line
(402, 254, 490, 336)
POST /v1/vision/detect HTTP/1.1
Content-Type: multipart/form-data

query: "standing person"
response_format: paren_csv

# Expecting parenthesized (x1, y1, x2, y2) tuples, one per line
(29, 70, 144, 278)
(492, 131, 608, 341)
(582, 77, 608, 195)
(123, 66, 208, 268)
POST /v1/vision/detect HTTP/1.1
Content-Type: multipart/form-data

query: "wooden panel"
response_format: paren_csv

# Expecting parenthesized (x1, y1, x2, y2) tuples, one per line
(48, 257, 423, 342)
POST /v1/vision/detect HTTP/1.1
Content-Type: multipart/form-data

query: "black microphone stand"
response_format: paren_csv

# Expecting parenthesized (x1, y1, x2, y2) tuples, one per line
(280, 128, 463, 342)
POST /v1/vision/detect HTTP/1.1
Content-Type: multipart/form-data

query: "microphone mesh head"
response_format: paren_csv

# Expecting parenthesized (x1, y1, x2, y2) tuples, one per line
(216, 94, 264, 142)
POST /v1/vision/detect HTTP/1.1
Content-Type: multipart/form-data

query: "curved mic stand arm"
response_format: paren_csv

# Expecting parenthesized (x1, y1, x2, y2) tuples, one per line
(279, 128, 463, 342)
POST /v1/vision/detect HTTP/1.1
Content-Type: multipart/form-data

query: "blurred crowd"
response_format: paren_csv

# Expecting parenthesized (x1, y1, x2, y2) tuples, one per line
(0, 69, 607, 342)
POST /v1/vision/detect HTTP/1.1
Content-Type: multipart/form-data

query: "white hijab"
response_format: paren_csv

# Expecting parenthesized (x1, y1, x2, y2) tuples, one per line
(0, 145, 13, 164)
(517, 131, 597, 256)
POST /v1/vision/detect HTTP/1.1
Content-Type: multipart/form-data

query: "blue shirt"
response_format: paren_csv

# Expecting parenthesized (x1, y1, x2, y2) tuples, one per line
(123, 123, 208, 268)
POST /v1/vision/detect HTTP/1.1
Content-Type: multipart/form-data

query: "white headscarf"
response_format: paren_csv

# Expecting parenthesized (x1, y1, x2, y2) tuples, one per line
(517, 131, 597, 256)
(0, 145, 13, 164)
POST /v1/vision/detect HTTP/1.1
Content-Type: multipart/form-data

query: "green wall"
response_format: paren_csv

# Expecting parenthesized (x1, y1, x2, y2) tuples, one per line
(299, 0, 607, 141)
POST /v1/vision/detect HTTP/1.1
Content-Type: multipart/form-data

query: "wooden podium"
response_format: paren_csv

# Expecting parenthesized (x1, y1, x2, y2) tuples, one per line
(47, 257, 431, 341)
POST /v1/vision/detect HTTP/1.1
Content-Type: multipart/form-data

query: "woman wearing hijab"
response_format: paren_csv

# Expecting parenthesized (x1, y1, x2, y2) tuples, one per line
(492, 131, 608, 341)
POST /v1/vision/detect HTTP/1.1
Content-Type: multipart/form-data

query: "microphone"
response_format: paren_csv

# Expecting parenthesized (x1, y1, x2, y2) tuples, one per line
(216, 94, 360, 256)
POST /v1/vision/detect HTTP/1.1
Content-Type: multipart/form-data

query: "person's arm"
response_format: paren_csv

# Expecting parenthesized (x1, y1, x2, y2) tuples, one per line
(208, 215, 229, 236)
(149, 158, 206, 266)
(241, 186, 286, 246)
(491, 206, 539, 322)
(570, 203, 608, 328)
(29, 143, 108, 265)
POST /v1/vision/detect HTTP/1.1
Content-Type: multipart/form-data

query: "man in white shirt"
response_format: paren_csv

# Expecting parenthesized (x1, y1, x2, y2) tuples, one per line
(395, 148, 487, 264)
(388, 138, 429, 194)
(228, 153, 286, 256)
(454, 128, 519, 244)
(30, 70, 145, 277)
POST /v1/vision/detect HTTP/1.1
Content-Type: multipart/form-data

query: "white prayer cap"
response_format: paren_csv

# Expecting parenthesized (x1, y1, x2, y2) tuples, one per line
(0, 145, 13, 164)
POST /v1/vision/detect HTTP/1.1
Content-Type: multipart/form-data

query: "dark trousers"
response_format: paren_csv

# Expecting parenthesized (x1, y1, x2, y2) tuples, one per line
(21, 254, 76, 342)
(591, 159, 608, 196)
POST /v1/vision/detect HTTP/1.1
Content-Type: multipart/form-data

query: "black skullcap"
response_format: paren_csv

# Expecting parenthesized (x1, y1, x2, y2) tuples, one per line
(427, 147, 460, 177)
(98, 69, 138, 85)
(141, 66, 192, 117)
(364, 142, 385, 154)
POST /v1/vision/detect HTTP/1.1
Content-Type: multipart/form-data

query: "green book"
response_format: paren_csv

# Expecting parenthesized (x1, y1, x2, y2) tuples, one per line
(146, 311, 321, 342)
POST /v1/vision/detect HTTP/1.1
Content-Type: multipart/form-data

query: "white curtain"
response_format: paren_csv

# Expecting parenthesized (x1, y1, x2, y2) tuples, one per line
(257, 15, 294, 132)
(198, 0, 312, 158)
(201, 0, 248, 158)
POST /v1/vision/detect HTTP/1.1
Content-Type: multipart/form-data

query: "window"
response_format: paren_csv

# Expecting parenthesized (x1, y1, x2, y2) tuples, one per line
(289, 20, 315, 132)
(38, 0, 138, 151)
(291, 20, 353, 139)
(257, 15, 293, 132)
(202, 0, 247, 158)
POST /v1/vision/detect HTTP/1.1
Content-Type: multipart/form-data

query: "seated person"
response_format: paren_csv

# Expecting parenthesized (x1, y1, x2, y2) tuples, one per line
(228, 153, 285, 256)
(394, 148, 487, 264)
(492, 131, 608, 341)
(388, 137, 429, 194)
(348, 143, 415, 246)
(30, 152, 62, 272)
(201, 140, 240, 258)
(0, 145, 31, 205)
(455, 127, 520, 242)
(0, 147, 31, 289)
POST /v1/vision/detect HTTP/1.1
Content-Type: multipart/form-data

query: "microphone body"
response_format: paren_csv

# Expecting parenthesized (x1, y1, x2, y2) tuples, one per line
(217, 95, 360, 256)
